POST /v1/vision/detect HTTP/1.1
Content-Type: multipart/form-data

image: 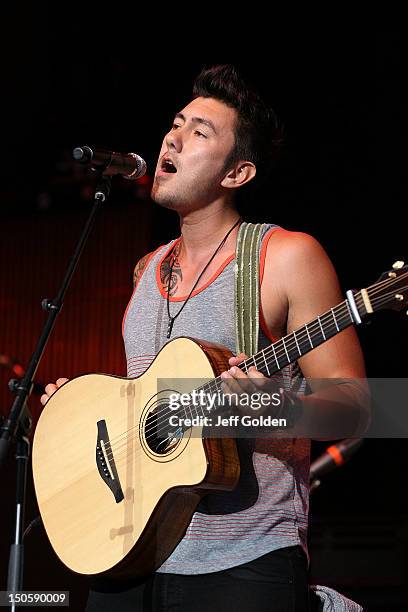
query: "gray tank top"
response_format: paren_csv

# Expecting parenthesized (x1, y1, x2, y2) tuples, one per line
(123, 225, 310, 574)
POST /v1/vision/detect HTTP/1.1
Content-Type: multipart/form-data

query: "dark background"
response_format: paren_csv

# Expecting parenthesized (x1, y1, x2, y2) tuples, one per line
(1, 12, 407, 610)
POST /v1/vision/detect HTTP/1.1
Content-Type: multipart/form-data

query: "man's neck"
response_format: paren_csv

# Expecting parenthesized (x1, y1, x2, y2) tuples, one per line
(178, 204, 241, 264)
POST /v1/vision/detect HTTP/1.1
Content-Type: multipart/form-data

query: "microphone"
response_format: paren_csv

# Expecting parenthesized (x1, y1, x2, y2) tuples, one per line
(309, 438, 364, 481)
(72, 145, 147, 180)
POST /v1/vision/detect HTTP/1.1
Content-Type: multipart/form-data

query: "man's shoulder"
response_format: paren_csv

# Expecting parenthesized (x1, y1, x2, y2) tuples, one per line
(263, 228, 326, 269)
(133, 253, 153, 288)
(262, 228, 339, 304)
(132, 244, 164, 287)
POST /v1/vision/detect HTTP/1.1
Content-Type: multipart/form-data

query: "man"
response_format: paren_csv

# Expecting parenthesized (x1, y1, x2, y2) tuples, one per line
(42, 65, 369, 611)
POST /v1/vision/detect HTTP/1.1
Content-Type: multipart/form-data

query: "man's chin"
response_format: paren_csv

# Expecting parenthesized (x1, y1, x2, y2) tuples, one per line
(151, 187, 181, 212)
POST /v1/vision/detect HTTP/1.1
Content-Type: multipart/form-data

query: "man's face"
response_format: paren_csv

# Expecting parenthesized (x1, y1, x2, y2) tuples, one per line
(151, 96, 237, 212)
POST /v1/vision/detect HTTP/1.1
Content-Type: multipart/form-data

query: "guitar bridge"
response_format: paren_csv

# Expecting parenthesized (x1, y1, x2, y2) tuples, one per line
(96, 420, 124, 503)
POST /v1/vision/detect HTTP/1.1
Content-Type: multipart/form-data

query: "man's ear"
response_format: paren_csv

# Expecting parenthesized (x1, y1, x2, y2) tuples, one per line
(221, 161, 256, 189)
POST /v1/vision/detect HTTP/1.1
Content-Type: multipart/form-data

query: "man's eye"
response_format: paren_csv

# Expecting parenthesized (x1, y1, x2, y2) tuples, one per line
(172, 123, 181, 130)
(194, 130, 207, 138)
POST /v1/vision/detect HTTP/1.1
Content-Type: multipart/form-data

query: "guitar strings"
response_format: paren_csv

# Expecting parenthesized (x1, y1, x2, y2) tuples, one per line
(107, 290, 402, 465)
(104, 285, 388, 462)
(364, 269, 408, 295)
(106, 308, 352, 453)
(104, 273, 408, 463)
(107, 269, 408, 448)
(104, 309, 356, 463)
(105, 308, 364, 462)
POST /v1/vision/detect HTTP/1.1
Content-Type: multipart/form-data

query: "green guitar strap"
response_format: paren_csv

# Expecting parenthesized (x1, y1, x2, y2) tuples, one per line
(234, 222, 268, 357)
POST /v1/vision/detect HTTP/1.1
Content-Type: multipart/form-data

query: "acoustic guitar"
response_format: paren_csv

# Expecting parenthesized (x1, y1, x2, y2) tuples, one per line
(32, 263, 408, 579)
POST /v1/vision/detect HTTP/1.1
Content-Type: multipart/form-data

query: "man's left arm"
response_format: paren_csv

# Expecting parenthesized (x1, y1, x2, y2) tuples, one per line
(224, 231, 370, 439)
(281, 233, 369, 438)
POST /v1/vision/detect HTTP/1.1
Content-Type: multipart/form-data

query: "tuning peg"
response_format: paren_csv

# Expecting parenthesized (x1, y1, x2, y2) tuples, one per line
(392, 261, 405, 270)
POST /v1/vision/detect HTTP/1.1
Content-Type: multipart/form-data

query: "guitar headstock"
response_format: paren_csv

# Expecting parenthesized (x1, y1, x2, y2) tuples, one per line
(365, 261, 408, 315)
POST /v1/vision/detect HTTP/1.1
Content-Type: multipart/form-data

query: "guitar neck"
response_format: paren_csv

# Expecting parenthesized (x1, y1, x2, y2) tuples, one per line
(176, 261, 408, 424)
(201, 290, 366, 403)
(242, 297, 357, 377)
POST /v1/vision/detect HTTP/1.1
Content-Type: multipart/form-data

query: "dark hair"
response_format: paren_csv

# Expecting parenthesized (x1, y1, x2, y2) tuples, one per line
(192, 64, 283, 184)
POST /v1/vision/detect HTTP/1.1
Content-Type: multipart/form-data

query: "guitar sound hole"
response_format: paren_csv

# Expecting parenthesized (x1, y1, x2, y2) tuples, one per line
(144, 405, 181, 455)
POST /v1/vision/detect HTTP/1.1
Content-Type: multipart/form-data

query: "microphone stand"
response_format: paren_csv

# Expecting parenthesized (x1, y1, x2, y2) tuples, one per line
(0, 173, 112, 605)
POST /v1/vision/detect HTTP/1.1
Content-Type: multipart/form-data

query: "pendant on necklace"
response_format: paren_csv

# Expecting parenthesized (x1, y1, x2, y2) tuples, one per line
(167, 317, 175, 339)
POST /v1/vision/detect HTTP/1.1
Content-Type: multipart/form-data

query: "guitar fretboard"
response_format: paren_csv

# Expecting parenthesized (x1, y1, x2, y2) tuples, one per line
(166, 263, 408, 428)
(198, 295, 360, 412)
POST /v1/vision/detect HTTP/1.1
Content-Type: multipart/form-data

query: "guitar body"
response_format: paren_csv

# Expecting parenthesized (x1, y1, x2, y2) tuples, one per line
(32, 337, 239, 579)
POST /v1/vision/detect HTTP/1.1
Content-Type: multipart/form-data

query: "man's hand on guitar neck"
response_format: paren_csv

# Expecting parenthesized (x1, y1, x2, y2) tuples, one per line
(222, 353, 370, 439)
(221, 353, 271, 417)
(40, 378, 69, 406)
(220, 353, 300, 422)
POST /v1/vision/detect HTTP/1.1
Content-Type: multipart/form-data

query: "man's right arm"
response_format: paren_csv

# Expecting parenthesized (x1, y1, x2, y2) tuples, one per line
(133, 252, 153, 288)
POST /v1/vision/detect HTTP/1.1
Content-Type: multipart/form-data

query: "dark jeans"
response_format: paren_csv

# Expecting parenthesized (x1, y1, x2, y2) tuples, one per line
(86, 545, 310, 611)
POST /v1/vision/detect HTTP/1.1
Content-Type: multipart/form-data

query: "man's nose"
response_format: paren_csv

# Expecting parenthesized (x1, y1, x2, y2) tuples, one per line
(165, 129, 182, 152)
